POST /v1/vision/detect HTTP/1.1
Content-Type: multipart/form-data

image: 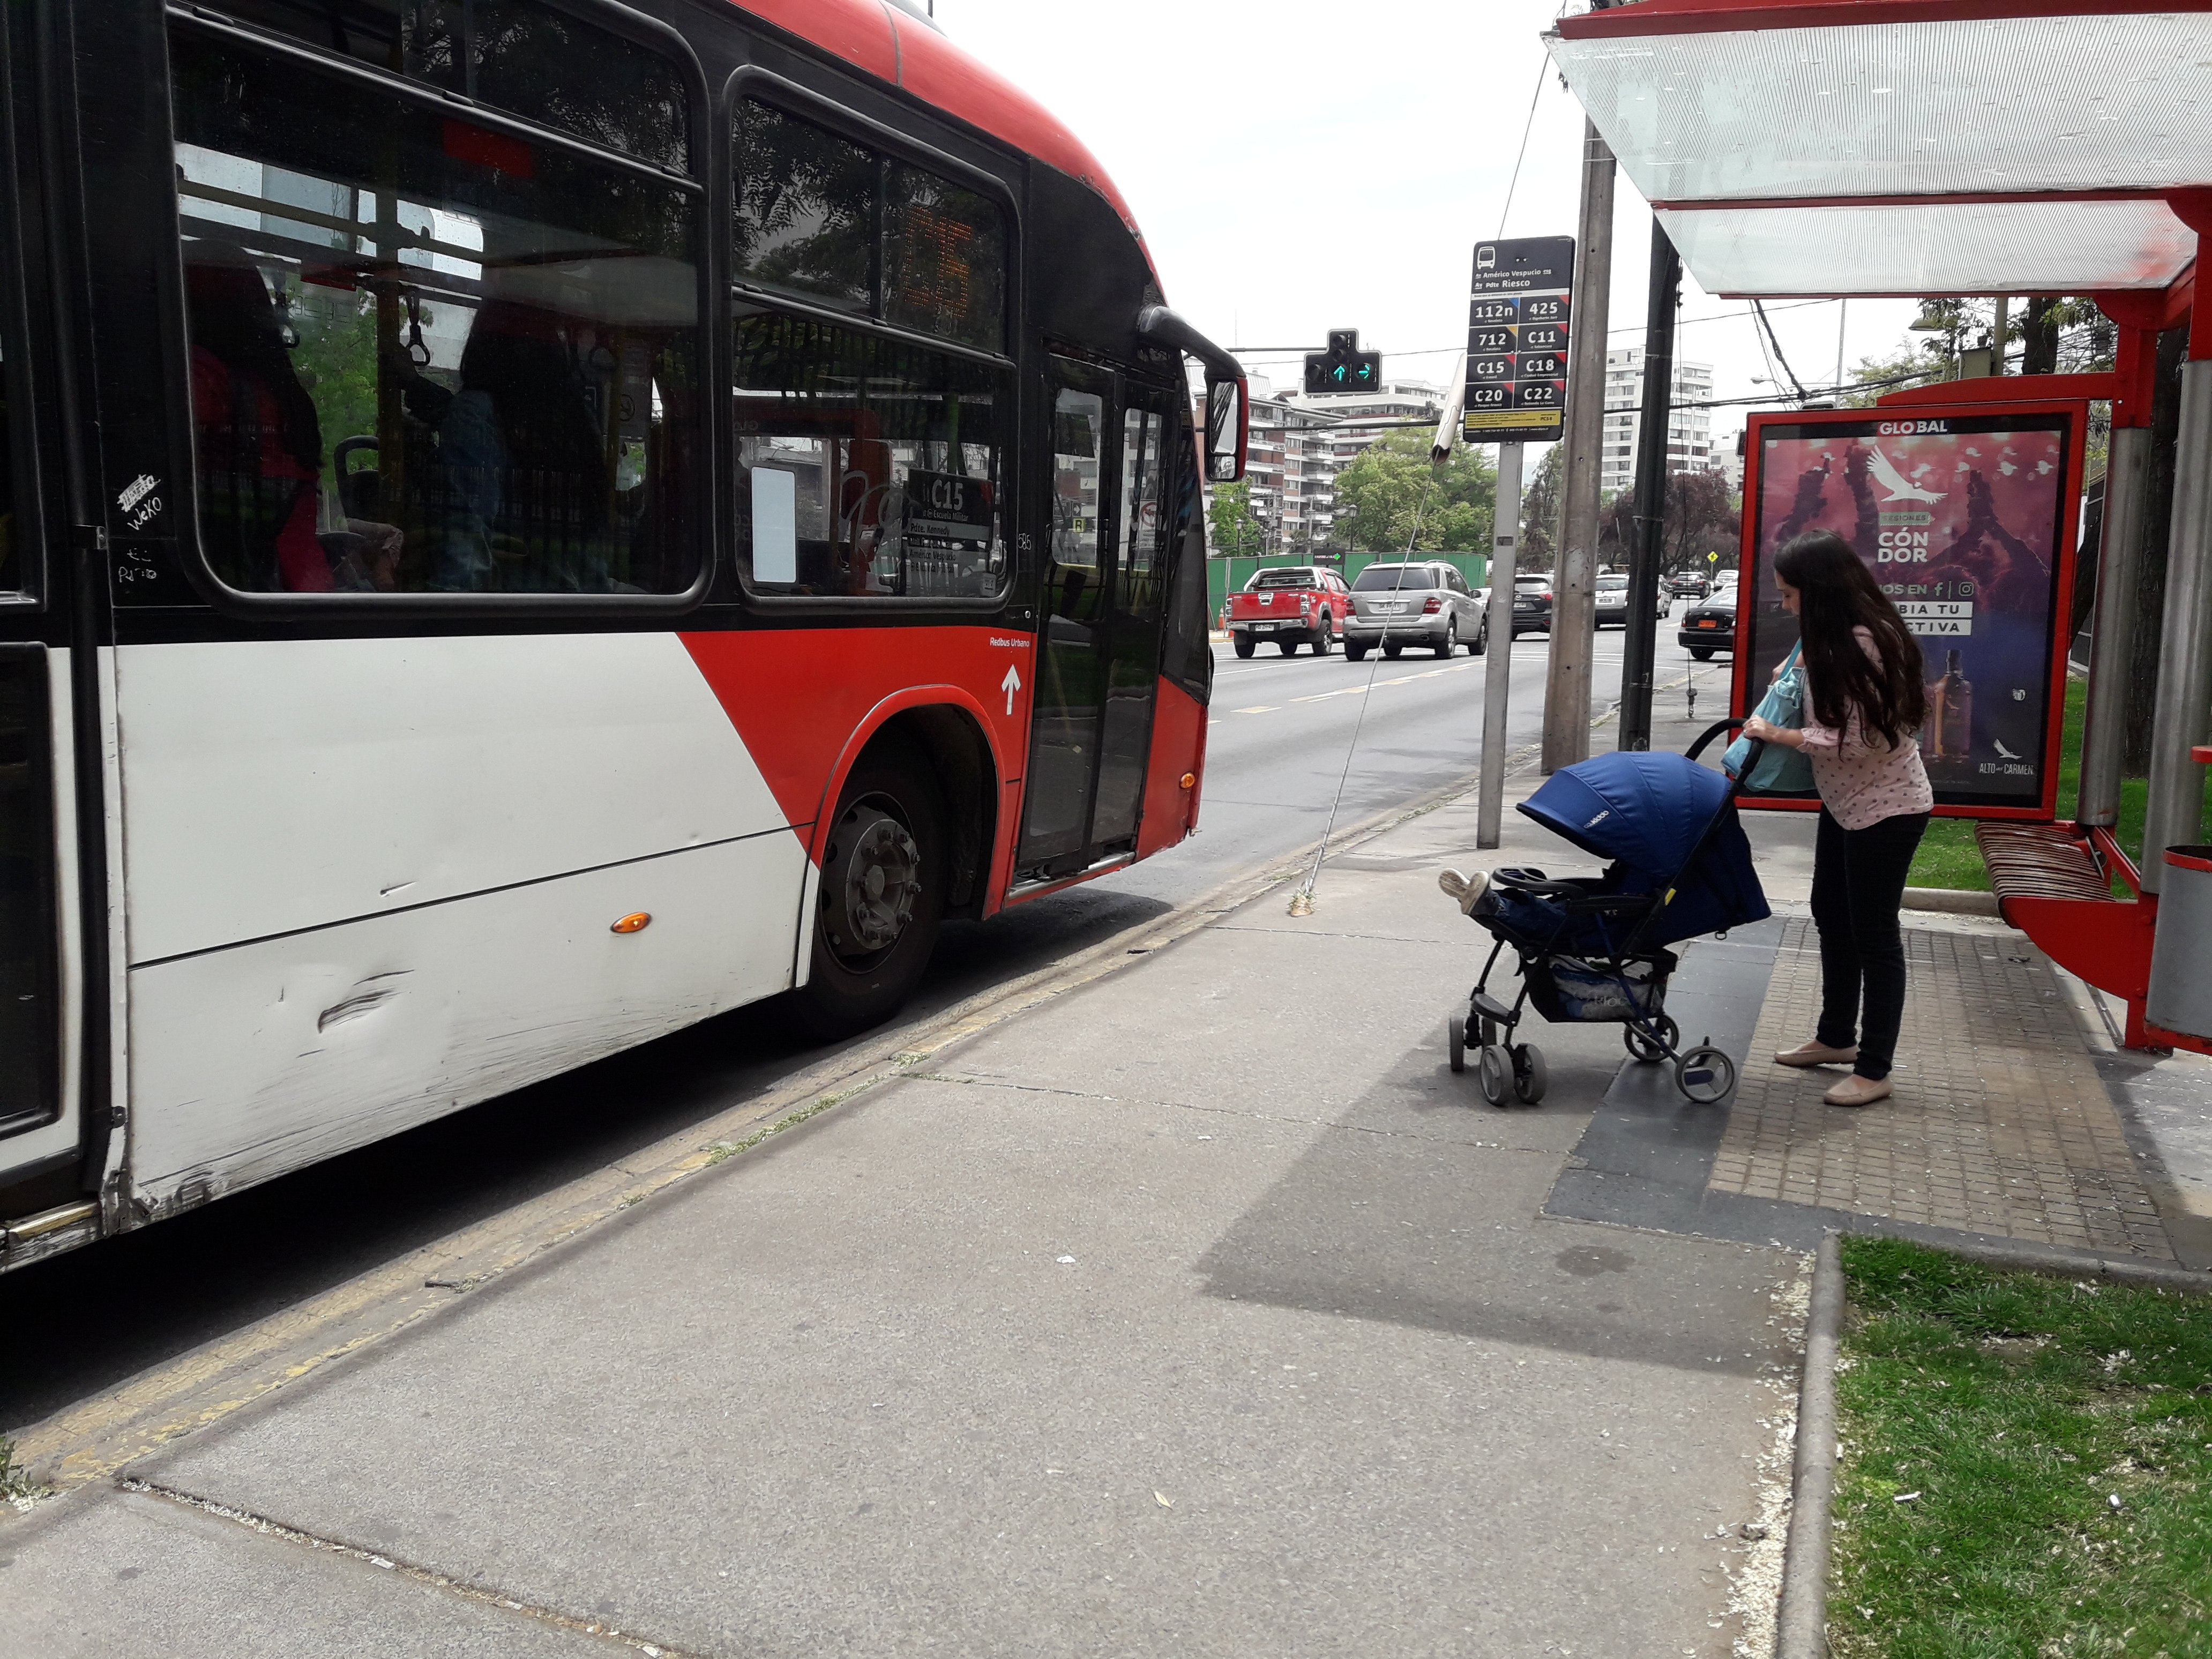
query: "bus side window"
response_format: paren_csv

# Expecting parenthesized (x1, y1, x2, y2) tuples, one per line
(731, 97, 1013, 602)
(731, 308, 1008, 600)
(168, 11, 703, 597)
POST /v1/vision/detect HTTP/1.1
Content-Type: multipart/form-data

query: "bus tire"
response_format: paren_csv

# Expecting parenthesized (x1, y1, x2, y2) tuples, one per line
(791, 739, 949, 1041)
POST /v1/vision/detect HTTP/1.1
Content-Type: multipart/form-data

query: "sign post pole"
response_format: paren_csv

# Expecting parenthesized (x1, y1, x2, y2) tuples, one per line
(1464, 236, 1575, 848)
(1543, 120, 1616, 774)
(1478, 441, 1525, 849)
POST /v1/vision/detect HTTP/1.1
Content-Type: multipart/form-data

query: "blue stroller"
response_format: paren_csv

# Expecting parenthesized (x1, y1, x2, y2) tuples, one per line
(1441, 720, 1770, 1107)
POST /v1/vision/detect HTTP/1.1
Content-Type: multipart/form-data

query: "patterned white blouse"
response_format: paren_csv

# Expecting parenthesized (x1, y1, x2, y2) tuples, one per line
(1795, 625, 1935, 831)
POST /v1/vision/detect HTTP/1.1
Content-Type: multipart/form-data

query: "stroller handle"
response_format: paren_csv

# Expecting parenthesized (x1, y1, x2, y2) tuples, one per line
(1689, 714, 1769, 787)
(1686, 717, 1745, 764)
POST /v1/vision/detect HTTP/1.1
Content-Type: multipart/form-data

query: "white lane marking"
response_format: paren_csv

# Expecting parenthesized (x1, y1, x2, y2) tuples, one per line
(1234, 705, 1280, 715)
(1288, 660, 1481, 704)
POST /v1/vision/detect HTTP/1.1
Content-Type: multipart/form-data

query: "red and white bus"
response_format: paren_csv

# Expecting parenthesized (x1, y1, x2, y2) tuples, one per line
(0, 0, 1247, 1268)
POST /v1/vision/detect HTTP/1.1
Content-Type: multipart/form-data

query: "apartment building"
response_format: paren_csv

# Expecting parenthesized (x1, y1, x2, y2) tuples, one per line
(1600, 347, 1715, 497)
(1220, 375, 1447, 554)
(1240, 378, 1345, 550)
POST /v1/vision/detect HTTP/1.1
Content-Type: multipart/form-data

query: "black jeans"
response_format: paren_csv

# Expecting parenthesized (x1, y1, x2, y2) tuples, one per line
(1810, 807, 1929, 1081)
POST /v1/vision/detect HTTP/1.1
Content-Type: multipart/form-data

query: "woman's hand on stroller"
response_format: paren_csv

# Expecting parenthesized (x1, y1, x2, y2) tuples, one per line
(1741, 713, 1801, 748)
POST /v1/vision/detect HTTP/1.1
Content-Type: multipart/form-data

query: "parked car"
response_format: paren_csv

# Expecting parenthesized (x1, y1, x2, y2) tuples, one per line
(1668, 570, 1712, 600)
(1227, 566, 1349, 657)
(1343, 561, 1487, 660)
(1679, 585, 1737, 660)
(1511, 574, 1553, 637)
(1595, 574, 1631, 628)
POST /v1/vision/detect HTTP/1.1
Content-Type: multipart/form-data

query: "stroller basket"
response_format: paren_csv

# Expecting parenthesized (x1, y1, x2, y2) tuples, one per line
(1523, 953, 1670, 1025)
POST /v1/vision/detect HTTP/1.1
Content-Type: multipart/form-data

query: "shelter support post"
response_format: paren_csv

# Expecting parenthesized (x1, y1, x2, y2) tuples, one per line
(1542, 119, 1616, 773)
(1619, 219, 1680, 752)
(2140, 200, 2212, 891)
(1477, 441, 1525, 850)
(2075, 313, 2162, 827)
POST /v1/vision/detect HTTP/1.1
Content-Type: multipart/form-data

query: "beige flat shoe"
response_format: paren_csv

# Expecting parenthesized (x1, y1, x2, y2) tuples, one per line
(1773, 1040, 1859, 1069)
(1824, 1074, 1893, 1108)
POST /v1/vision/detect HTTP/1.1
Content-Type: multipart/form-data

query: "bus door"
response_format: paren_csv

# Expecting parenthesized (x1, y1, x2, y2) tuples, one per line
(0, 41, 83, 1209)
(1018, 358, 1174, 879)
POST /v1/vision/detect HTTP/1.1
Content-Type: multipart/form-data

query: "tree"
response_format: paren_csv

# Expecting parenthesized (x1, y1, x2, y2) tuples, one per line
(1597, 468, 1738, 577)
(1843, 296, 2118, 406)
(1207, 476, 1266, 557)
(1519, 442, 1565, 571)
(1332, 429, 1496, 554)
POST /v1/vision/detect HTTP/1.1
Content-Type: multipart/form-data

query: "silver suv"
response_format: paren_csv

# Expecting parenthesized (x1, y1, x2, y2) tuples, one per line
(1343, 561, 1488, 661)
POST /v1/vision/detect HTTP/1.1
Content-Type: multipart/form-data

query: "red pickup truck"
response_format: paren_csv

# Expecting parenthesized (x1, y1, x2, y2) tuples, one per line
(1227, 566, 1350, 658)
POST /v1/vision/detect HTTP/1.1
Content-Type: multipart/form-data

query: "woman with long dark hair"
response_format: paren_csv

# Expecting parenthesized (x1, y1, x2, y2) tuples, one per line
(1742, 530, 1933, 1107)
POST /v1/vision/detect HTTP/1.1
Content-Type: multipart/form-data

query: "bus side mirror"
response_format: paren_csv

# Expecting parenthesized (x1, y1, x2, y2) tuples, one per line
(1205, 376, 1247, 483)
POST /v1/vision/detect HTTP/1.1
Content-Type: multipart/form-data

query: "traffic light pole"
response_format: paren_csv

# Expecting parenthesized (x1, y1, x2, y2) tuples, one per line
(1476, 440, 1525, 848)
(1541, 119, 1616, 773)
(1619, 219, 1680, 752)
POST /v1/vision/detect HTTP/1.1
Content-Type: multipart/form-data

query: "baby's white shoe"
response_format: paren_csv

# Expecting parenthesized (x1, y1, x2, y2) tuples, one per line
(1437, 868, 1490, 916)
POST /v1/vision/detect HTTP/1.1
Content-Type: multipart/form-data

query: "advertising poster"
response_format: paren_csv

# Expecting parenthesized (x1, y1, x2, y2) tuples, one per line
(1736, 406, 2084, 817)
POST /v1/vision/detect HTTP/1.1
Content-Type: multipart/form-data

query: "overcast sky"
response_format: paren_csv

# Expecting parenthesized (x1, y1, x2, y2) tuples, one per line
(936, 0, 1922, 455)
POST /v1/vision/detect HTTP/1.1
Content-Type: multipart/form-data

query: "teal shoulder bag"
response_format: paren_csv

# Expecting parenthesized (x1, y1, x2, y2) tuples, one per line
(1724, 642, 1817, 793)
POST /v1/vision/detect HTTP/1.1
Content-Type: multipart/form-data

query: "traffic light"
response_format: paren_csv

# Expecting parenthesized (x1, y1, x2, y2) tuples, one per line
(1304, 328, 1381, 397)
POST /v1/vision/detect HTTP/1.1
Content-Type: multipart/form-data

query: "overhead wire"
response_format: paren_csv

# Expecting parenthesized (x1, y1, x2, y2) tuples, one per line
(1752, 300, 1810, 403)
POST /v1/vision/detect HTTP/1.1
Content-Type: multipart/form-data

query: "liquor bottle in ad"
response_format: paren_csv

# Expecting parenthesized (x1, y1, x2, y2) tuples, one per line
(1930, 648, 1974, 760)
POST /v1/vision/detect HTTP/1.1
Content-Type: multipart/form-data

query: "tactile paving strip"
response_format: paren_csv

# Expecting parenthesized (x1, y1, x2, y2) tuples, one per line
(1710, 920, 2174, 1260)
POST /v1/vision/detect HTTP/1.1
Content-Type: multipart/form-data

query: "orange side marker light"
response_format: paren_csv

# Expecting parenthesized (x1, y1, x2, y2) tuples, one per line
(611, 912, 652, 934)
(1179, 772, 1197, 790)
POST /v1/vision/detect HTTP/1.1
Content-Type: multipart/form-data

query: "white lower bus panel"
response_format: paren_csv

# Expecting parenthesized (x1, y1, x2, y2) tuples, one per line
(124, 830, 807, 1219)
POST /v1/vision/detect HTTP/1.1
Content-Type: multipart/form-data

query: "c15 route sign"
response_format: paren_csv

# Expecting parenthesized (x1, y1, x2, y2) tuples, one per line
(1463, 236, 1575, 446)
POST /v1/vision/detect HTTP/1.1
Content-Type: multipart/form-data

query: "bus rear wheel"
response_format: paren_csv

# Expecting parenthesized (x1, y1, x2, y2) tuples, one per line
(791, 740, 948, 1041)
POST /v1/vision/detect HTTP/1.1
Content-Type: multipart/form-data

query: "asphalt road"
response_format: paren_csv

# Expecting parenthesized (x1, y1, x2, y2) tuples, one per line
(0, 610, 1727, 1434)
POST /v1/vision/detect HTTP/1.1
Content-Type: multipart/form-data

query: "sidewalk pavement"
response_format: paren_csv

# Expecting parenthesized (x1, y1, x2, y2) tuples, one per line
(8, 657, 2207, 1657)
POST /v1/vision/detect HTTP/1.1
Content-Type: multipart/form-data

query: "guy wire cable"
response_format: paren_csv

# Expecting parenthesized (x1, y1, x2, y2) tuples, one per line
(1288, 462, 1445, 916)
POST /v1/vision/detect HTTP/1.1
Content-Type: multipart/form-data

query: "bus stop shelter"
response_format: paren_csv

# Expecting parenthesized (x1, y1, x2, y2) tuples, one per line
(1545, 0, 2212, 1051)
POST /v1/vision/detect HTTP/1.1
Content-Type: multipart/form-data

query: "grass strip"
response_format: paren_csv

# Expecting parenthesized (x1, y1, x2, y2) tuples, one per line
(1908, 675, 2212, 892)
(1829, 1237, 2212, 1657)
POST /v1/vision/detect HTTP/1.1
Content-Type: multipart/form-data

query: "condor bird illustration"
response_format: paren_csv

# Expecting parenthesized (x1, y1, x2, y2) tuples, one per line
(1865, 445, 1949, 505)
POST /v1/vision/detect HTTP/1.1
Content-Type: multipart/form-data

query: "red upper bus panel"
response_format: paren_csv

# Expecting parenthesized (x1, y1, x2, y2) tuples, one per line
(730, 0, 1144, 242)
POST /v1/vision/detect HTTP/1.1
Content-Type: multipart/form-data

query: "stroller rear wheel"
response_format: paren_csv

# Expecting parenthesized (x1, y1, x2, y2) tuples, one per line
(1676, 1043, 1737, 1104)
(1511, 1043, 1548, 1105)
(1476, 1043, 1514, 1108)
(1447, 1014, 1467, 1074)
(1624, 1015, 1679, 1062)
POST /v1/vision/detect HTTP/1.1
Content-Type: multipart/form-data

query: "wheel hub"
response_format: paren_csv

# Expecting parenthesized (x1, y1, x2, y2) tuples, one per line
(822, 802, 921, 962)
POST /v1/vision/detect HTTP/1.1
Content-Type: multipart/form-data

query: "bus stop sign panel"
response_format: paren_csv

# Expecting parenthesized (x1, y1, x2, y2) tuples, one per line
(1464, 235, 1574, 445)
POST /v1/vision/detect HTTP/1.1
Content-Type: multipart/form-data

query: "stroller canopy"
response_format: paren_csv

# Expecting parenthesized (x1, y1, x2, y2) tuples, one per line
(1518, 750, 1769, 949)
(1520, 751, 1729, 870)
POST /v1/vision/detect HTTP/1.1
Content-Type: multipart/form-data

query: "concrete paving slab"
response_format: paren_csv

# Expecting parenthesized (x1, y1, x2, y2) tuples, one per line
(0, 1484, 615, 1658)
(98, 743, 1808, 1659)
(139, 1068, 1795, 1659)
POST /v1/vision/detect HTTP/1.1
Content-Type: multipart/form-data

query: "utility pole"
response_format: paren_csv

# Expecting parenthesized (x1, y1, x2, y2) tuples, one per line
(1541, 119, 1616, 773)
(1618, 219, 1680, 751)
(1477, 442, 1525, 848)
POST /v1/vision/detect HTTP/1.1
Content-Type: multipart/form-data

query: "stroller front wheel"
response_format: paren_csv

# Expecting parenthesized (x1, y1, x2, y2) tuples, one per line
(1676, 1044, 1737, 1104)
(1476, 1043, 1514, 1108)
(1447, 1014, 1467, 1074)
(1625, 1015, 1679, 1063)
(1511, 1043, 1548, 1105)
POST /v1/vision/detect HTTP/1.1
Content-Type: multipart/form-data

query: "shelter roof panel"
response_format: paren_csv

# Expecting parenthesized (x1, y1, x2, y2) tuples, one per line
(1660, 197, 2198, 295)
(1546, 14, 2212, 204)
